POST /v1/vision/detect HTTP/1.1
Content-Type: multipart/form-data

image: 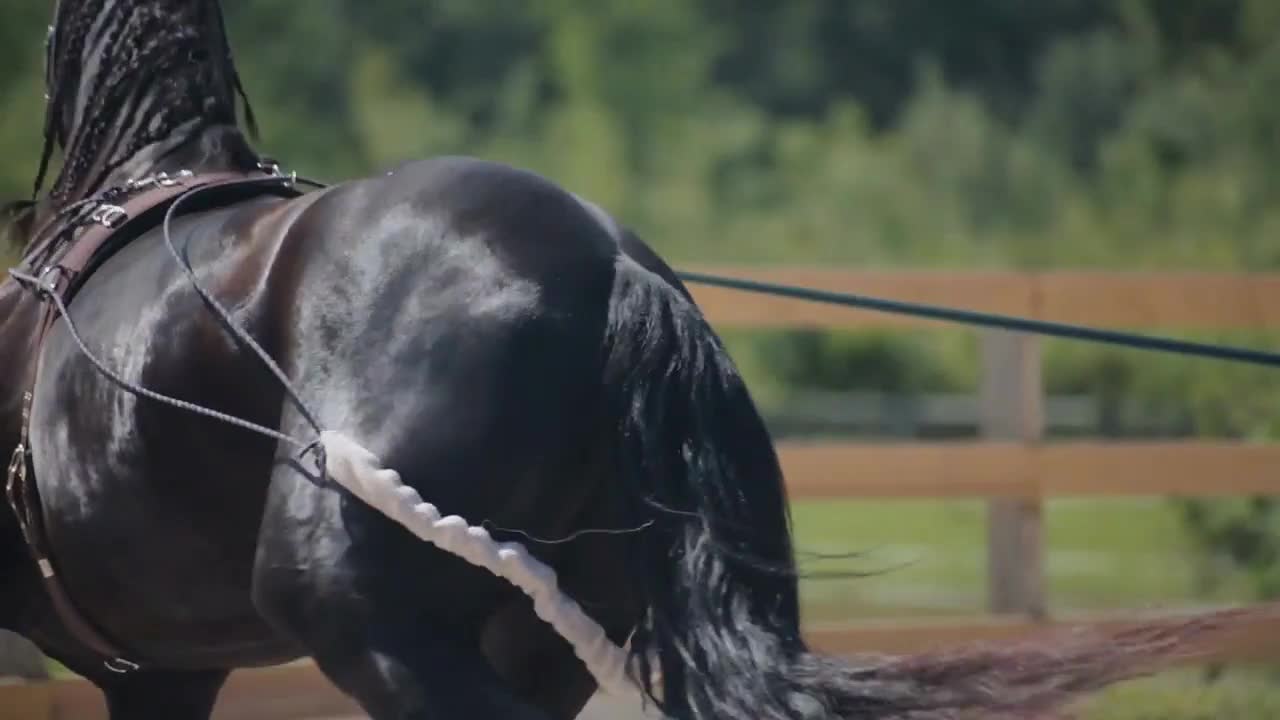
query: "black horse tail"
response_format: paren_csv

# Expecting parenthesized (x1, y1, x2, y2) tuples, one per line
(602, 256, 1257, 719)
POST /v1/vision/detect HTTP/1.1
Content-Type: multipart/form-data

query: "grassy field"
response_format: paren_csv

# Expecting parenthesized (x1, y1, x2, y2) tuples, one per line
(787, 496, 1280, 717)
(790, 496, 1254, 621)
(1076, 667, 1280, 720)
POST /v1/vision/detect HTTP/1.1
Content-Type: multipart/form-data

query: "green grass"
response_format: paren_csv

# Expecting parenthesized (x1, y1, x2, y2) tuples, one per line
(1078, 667, 1280, 719)
(791, 497, 1254, 621)
(790, 498, 1280, 715)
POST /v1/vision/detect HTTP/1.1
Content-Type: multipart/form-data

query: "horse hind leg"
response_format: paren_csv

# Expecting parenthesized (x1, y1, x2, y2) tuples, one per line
(310, 627, 557, 720)
(251, 436, 560, 719)
(479, 469, 642, 719)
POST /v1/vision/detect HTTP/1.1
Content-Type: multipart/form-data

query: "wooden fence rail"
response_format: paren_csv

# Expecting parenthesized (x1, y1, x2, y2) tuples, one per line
(683, 266, 1280, 330)
(687, 266, 1280, 617)
(777, 440, 1280, 498)
(5, 268, 1280, 717)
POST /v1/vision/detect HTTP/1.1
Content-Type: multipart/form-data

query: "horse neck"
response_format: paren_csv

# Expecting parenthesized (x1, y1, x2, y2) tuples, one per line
(42, 0, 255, 199)
(82, 123, 257, 198)
(0, 120, 253, 439)
(0, 279, 39, 455)
(4, 121, 257, 399)
(32, 122, 259, 234)
(0, 280, 22, 538)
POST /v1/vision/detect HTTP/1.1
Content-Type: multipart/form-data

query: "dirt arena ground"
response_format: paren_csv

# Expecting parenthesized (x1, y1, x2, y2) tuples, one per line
(576, 694, 660, 719)
(327, 692, 661, 719)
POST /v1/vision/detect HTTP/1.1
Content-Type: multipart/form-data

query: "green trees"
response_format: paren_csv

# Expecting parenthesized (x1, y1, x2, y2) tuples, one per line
(5, 1, 1278, 270)
(3, 0, 1279, 601)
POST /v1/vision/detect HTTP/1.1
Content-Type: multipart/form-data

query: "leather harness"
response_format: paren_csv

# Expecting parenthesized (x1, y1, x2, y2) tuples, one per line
(5, 167, 309, 672)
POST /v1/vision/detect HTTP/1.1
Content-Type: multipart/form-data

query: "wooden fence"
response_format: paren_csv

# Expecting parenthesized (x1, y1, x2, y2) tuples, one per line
(685, 266, 1280, 617)
(5, 267, 1280, 719)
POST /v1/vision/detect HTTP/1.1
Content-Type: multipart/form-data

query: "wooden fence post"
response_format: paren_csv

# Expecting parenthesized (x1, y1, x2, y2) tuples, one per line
(980, 330, 1047, 619)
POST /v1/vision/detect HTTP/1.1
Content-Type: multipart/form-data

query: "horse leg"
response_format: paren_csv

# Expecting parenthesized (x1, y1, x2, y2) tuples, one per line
(33, 646, 227, 720)
(480, 483, 641, 718)
(0, 558, 228, 719)
(251, 453, 559, 720)
(311, 628, 555, 720)
(255, 576, 558, 719)
(97, 669, 230, 720)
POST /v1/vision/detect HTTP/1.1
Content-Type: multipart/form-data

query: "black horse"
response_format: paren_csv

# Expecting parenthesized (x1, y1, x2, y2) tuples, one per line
(1, 2, 1265, 719)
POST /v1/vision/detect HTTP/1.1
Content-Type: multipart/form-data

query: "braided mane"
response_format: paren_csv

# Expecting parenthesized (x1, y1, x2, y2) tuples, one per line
(4, 0, 260, 250)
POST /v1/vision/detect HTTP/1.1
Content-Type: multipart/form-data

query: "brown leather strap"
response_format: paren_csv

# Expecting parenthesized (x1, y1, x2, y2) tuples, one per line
(7, 389, 137, 667)
(27, 171, 255, 283)
(8, 303, 138, 667)
(6, 169, 304, 671)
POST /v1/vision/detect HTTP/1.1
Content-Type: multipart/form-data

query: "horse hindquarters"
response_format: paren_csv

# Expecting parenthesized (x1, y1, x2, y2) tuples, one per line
(246, 232, 634, 718)
(250, 404, 609, 719)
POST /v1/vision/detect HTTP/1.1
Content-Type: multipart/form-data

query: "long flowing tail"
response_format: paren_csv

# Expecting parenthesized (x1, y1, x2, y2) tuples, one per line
(602, 256, 1273, 720)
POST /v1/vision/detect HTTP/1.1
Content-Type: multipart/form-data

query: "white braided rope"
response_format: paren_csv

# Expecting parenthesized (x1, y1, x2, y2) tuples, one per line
(320, 430, 642, 697)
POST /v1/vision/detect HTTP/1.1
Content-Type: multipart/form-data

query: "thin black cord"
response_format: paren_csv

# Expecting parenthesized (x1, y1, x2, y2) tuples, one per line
(7, 267, 313, 452)
(677, 270, 1280, 368)
(481, 519, 656, 545)
(160, 177, 326, 439)
(5, 173, 330, 460)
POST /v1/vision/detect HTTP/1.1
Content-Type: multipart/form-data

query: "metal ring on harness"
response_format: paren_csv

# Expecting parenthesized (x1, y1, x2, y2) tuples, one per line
(104, 658, 141, 674)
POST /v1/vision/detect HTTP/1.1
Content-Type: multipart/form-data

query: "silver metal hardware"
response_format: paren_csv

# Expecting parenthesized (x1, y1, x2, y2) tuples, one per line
(104, 658, 140, 674)
(90, 205, 128, 228)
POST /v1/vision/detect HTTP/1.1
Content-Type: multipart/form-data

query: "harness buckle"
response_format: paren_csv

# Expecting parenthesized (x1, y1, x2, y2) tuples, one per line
(257, 157, 282, 177)
(124, 169, 193, 192)
(104, 657, 140, 674)
(90, 205, 128, 229)
(5, 442, 32, 554)
(156, 170, 194, 187)
(7, 391, 33, 528)
(6, 443, 26, 499)
(35, 265, 66, 297)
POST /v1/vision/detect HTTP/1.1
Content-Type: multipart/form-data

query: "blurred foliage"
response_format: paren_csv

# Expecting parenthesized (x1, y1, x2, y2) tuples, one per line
(4, 1, 1280, 600)
(6, 1, 1280, 269)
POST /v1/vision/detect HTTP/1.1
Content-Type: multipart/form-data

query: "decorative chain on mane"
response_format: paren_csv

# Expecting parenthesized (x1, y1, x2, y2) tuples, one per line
(33, 0, 257, 210)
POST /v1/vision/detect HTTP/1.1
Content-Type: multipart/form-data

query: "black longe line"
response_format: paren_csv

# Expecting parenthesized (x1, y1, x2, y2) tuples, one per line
(676, 270, 1280, 368)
